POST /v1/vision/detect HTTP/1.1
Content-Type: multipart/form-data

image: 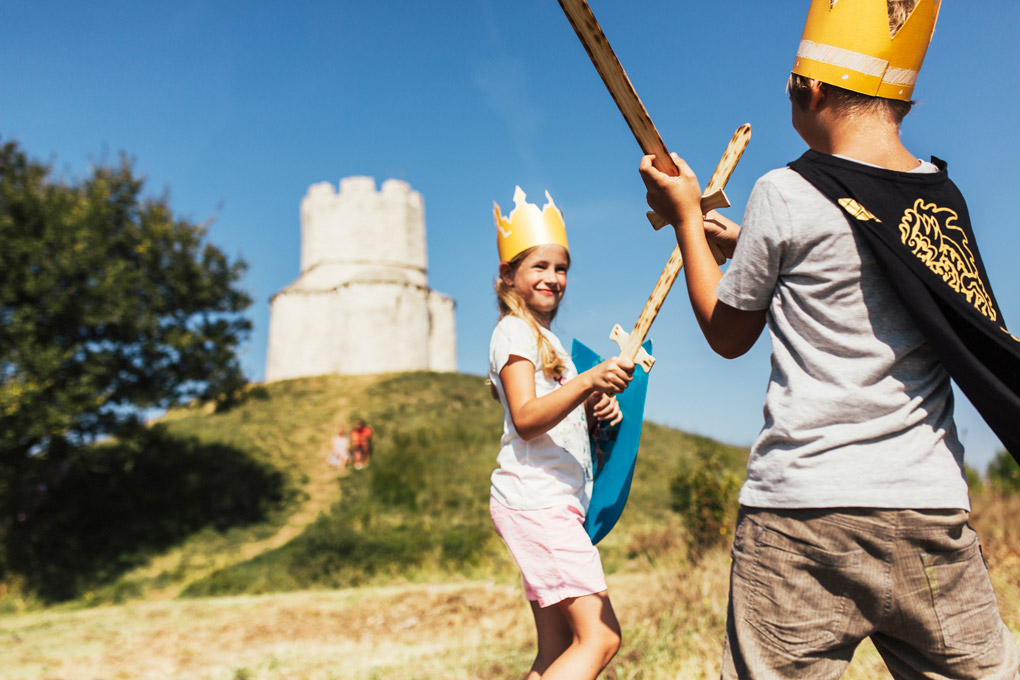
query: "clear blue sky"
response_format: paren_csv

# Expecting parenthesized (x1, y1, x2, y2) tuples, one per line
(3, 1, 1018, 471)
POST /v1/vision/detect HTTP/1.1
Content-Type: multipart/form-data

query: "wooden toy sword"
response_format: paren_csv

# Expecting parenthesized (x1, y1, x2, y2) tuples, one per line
(557, 0, 751, 367)
(610, 126, 750, 370)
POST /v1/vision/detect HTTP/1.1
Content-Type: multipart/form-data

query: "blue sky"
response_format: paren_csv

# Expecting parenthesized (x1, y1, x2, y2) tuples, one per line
(3, 1, 1018, 471)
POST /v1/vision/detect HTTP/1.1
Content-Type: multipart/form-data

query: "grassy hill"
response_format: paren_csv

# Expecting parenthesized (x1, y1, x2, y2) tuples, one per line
(2, 372, 1019, 678)
(0, 371, 744, 610)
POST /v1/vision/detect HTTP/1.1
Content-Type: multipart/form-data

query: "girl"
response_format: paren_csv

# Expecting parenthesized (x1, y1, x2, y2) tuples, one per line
(489, 187, 634, 679)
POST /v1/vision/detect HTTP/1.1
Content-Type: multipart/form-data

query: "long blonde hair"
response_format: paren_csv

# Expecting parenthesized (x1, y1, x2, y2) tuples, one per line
(496, 247, 568, 380)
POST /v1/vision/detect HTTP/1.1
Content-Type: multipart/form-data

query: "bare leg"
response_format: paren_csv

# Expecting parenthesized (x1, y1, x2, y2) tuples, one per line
(527, 600, 571, 679)
(527, 591, 621, 680)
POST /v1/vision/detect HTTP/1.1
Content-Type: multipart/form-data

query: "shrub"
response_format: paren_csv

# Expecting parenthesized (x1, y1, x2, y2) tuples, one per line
(669, 450, 741, 561)
(964, 464, 985, 494)
(987, 449, 1020, 494)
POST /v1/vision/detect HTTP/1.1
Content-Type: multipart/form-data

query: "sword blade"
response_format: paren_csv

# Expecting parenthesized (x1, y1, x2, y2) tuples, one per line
(558, 0, 674, 174)
(558, 0, 728, 213)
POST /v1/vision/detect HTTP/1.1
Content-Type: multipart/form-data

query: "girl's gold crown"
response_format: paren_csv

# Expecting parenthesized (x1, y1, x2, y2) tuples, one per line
(793, 0, 941, 101)
(494, 186, 569, 264)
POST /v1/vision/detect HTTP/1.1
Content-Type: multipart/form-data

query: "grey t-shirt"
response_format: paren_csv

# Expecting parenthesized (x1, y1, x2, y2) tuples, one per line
(717, 163, 969, 510)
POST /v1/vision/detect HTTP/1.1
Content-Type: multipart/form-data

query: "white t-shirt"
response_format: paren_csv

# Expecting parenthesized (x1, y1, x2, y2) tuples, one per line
(488, 315, 593, 512)
(716, 160, 969, 510)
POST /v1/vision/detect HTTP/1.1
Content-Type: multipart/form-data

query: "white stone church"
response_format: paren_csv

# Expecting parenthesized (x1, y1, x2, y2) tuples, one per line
(265, 176, 457, 381)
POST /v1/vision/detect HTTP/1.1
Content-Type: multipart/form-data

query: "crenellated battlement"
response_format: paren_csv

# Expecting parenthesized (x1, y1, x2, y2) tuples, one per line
(266, 176, 456, 381)
(299, 176, 426, 281)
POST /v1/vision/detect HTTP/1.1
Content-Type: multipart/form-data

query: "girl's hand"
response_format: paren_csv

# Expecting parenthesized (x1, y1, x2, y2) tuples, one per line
(704, 210, 741, 259)
(639, 153, 704, 228)
(588, 392, 623, 427)
(590, 356, 634, 395)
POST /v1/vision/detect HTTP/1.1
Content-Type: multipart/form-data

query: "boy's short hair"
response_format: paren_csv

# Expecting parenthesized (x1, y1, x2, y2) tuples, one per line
(787, 72, 914, 124)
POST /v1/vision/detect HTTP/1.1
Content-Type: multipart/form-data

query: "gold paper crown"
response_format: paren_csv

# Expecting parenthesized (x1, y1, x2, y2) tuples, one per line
(792, 0, 941, 101)
(493, 186, 569, 263)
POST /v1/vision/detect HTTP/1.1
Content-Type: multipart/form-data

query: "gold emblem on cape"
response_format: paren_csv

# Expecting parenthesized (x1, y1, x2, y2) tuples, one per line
(898, 199, 996, 321)
(839, 198, 881, 222)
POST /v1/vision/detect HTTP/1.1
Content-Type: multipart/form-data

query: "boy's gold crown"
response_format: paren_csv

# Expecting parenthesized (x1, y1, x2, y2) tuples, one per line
(494, 186, 569, 264)
(793, 0, 941, 101)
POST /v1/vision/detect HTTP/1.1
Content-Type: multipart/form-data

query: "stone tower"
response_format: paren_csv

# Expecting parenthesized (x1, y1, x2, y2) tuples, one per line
(265, 176, 457, 381)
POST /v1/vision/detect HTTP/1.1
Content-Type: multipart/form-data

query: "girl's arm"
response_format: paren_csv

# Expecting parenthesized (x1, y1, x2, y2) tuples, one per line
(501, 355, 633, 441)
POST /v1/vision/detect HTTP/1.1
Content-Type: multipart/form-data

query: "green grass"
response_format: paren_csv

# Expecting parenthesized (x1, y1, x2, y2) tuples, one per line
(0, 371, 747, 608)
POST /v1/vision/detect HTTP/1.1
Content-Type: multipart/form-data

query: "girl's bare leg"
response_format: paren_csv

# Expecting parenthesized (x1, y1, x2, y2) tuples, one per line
(527, 601, 571, 679)
(527, 591, 621, 680)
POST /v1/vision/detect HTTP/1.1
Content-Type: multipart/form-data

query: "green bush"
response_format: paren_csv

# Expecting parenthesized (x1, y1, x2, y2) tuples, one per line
(669, 448, 741, 561)
(964, 464, 985, 494)
(987, 449, 1020, 494)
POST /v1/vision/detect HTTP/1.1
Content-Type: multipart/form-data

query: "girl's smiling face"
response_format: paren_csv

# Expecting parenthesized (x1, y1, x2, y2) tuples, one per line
(501, 244, 569, 327)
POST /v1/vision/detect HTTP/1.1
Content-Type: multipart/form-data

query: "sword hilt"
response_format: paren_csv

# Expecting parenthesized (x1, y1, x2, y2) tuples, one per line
(610, 324, 655, 373)
(645, 123, 752, 263)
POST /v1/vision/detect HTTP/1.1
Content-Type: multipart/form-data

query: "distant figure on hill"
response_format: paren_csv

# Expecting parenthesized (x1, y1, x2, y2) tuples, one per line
(328, 426, 350, 473)
(350, 420, 373, 470)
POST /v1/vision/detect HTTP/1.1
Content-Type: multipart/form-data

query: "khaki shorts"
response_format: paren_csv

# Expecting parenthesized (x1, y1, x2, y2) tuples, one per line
(722, 507, 1019, 680)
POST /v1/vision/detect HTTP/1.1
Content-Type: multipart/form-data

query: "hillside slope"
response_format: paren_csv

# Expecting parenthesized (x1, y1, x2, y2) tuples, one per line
(1, 372, 745, 608)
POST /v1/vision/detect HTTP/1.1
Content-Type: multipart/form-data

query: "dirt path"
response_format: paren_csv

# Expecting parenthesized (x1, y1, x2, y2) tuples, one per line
(122, 382, 377, 602)
(238, 424, 345, 560)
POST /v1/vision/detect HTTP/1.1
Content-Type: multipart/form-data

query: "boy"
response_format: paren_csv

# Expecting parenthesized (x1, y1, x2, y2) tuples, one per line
(639, 1, 1020, 678)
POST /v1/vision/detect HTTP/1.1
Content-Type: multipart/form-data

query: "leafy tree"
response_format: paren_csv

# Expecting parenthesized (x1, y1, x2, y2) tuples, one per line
(0, 139, 251, 518)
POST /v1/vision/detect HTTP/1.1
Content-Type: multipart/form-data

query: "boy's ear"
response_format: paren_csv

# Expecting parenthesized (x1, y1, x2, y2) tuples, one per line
(808, 79, 826, 111)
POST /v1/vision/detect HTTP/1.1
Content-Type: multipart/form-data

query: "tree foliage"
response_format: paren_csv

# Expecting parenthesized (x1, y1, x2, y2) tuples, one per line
(0, 139, 251, 515)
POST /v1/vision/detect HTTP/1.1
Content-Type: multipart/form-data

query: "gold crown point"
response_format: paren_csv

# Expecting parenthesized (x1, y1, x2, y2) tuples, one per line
(494, 186, 569, 264)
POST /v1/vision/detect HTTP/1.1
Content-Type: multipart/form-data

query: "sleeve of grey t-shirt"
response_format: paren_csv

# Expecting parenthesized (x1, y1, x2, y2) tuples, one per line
(716, 172, 790, 312)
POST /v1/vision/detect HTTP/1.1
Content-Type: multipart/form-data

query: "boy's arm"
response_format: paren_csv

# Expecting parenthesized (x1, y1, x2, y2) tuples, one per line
(640, 154, 766, 359)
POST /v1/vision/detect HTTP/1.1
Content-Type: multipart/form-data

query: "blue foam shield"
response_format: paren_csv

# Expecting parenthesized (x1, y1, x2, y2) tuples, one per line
(571, 338, 651, 544)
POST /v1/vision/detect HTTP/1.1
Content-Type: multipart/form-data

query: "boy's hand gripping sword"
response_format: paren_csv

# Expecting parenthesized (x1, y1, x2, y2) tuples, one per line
(612, 127, 750, 371)
(558, 0, 750, 368)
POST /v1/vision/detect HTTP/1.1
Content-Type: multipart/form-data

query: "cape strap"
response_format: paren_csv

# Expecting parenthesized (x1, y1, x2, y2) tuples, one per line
(788, 150, 1020, 465)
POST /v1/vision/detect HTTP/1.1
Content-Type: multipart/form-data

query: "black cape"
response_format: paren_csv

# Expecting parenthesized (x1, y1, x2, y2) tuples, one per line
(789, 150, 1020, 464)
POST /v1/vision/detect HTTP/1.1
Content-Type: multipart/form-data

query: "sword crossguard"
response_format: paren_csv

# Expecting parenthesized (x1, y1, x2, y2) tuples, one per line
(610, 324, 655, 373)
(643, 123, 751, 265)
(646, 188, 730, 232)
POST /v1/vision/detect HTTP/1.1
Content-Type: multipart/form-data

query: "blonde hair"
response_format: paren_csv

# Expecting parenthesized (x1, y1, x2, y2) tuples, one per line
(495, 247, 568, 380)
(887, 0, 919, 38)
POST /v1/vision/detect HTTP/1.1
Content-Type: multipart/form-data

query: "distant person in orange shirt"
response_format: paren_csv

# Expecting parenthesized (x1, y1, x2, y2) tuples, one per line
(350, 419, 373, 470)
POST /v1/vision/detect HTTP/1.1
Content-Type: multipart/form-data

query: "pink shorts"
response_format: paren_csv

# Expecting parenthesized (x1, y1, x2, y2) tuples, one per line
(489, 496, 607, 608)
